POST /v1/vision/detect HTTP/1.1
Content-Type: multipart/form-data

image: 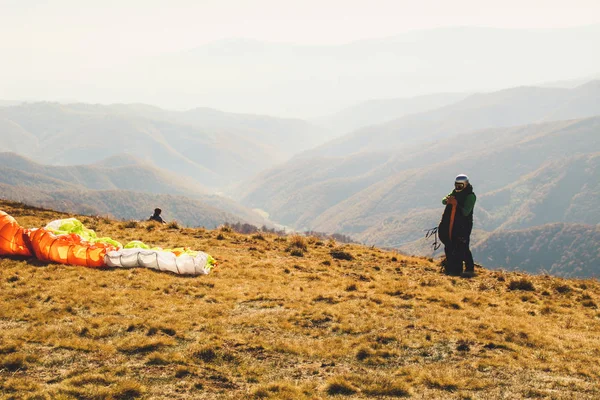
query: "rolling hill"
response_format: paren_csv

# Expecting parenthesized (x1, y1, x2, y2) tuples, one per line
(241, 116, 600, 233)
(473, 223, 600, 278)
(0, 152, 209, 196)
(317, 119, 600, 241)
(310, 81, 600, 157)
(0, 102, 328, 189)
(311, 92, 468, 136)
(239, 82, 600, 222)
(476, 153, 600, 231)
(0, 153, 270, 228)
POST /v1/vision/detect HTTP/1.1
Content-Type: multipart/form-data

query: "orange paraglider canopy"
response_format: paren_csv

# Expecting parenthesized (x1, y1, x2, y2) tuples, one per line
(0, 210, 32, 257)
(0, 210, 214, 274)
(27, 228, 118, 268)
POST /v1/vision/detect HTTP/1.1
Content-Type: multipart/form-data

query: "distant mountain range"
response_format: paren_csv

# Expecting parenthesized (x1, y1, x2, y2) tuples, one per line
(310, 92, 468, 136)
(313, 118, 600, 244)
(0, 102, 329, 189)
(310, 81, 600, 157)
(0, 153, 270, 228)
(241, 83, 600, 229)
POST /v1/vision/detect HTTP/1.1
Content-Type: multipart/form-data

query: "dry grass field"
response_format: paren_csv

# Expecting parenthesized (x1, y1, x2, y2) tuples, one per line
(1, 200, 600, 399)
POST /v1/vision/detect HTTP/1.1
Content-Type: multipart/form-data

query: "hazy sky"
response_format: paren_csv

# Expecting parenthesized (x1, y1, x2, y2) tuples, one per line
(1, 0, 599, 114)
(3, 0, 599, 56)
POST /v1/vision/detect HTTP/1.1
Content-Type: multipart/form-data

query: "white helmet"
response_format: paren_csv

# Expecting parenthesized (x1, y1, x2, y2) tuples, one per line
(454, 174, 469, 192)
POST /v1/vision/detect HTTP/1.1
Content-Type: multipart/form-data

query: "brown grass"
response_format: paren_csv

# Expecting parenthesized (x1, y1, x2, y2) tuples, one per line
(1, 199, 600, 399)
(287, 234, 308, 251)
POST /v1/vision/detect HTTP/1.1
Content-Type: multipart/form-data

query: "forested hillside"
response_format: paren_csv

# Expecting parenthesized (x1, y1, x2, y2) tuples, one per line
(474, 223, 600, 278)
(478, 153, 600, 231)
(2, 83, 600, 278)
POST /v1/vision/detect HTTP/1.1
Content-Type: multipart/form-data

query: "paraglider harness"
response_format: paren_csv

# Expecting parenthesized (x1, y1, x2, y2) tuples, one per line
(424, 226, 441, 251)
(425, 224, 464, 275)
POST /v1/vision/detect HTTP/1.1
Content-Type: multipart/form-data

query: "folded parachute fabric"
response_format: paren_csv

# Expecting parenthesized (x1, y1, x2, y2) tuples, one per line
(45, 218, 122, 248)
(0, 211, 215, 275)
(25, 217, 121, 267)
(105, 247, 214, 275)
(27, 228, 119, 268)
(0, 210, 33, 257)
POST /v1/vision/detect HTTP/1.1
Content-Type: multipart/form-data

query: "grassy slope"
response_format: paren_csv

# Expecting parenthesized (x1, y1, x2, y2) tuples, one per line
(1, 200, 600, 399)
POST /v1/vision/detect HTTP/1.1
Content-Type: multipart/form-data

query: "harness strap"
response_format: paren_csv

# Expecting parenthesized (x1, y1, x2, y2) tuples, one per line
(425, 227, 441, 251)
(449, 202, 456, 242)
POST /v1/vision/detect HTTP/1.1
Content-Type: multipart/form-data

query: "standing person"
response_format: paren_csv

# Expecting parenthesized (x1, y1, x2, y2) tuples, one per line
(148, 208, 166, 224)
(438, 174, 476, 277)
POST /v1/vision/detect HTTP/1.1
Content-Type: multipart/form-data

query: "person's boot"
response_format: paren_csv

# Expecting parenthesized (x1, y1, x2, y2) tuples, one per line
(462, 266, 475, 278)
(448, 259, 463, 276)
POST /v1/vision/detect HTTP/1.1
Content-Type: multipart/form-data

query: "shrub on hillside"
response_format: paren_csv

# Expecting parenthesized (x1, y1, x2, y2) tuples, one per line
(326, 377, 358, 395)
(192, 346, 217, 362)
(122, 220, 139, 229)
(508, 278, 536, 291)
(286, 235, 308, 252)
(304, 230, 356, 244)
(582, 300, 598, 309)
(555, 284, 572, 294)
(0, 353, 27, 371)
(290, 249, 304, 257)
(225, 222, 258, 234)
(221, 222, 287, 236)
(110, 380, 146, 399)
(167, 221, 180, 229)
(331, 250, 354, 261)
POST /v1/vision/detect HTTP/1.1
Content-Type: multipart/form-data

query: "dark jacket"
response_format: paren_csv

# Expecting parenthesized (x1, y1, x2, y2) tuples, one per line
(148, 214, 165, 224)
(438, 185, 476, 245)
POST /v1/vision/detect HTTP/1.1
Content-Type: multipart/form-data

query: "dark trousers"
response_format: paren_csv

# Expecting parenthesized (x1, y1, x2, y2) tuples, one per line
(463, 236, 474, 271)
(444, 235, 474, 275)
